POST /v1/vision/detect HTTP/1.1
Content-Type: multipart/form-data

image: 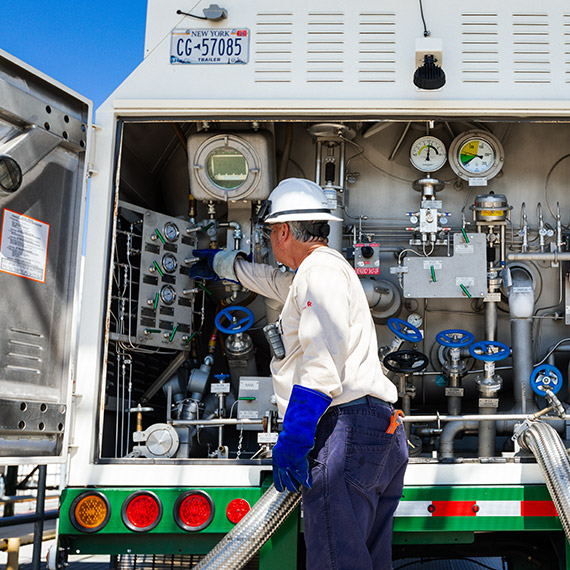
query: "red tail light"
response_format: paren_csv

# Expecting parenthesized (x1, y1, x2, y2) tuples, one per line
(226, 498, 250, 524)
(121, 491, 162, 532)
(174, 491, 215, 531)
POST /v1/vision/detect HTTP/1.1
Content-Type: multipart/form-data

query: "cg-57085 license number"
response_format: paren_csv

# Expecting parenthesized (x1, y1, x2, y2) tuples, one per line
(171, 28, 249, 64)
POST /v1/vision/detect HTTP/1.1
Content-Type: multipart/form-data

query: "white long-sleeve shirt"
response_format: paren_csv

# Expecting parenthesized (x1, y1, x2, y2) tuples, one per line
(234, 247, 397, 415)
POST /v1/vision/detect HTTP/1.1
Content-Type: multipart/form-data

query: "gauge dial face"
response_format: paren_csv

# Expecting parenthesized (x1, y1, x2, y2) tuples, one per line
(448, 130, 504, 182)
(410, 136, 447, 173)
(162, 254, 178, 274)
(163, 222, 179, 242)
(160, 285, 176, 305)
(458, 139, 495, 174)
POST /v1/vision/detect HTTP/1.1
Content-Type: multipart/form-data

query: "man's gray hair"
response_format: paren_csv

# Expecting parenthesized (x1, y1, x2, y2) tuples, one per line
(287, 220, 330, 243)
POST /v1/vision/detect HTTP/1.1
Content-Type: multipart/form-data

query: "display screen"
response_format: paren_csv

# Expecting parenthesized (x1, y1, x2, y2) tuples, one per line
(206, 148, 248, 190)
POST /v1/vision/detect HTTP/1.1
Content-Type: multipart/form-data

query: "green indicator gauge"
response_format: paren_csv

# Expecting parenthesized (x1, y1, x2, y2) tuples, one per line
(410, 136, 447, 173)
(449, 130, 504, 183)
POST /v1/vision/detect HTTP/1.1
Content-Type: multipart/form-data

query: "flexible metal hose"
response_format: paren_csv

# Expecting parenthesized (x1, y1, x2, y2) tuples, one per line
(518, 421, 570, 542)
(194, 485, 301, 570)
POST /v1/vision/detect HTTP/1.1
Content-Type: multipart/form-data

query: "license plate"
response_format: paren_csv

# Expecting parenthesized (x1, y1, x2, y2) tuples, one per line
(171, 28, 250, 64)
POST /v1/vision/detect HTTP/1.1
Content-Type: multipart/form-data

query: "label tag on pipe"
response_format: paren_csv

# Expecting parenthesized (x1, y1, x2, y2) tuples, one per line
(512, 286, 533, 294)
(258, 432, 278, 444)
(479, 398, 499, 408)
(484, 293, 501, 302)
(445, 387, 464, 397)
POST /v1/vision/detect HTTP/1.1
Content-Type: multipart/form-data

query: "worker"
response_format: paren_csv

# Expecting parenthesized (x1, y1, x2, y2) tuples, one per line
(190, 178, 407, 570)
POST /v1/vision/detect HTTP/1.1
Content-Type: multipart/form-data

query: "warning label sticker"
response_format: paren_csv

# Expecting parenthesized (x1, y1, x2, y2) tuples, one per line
(0, 209, 50, 283)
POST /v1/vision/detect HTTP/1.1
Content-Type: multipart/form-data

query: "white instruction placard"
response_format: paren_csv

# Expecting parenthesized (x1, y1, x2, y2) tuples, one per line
(0, 209, 50, 283)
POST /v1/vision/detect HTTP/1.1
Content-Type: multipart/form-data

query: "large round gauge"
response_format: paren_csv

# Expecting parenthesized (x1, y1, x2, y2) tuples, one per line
(161, 254, 178, 274)
(449, 130, 504, 182)
(409, 136, 447, 173)
(160, 285, 176, 305)
(163, 222, 179, 242)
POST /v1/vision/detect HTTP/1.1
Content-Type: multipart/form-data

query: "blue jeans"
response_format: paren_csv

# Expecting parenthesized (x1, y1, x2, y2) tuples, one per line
(301, 398, 408, 570)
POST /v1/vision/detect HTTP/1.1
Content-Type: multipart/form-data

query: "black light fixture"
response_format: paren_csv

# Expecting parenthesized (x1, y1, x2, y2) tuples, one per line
(414, 54, 446, 90)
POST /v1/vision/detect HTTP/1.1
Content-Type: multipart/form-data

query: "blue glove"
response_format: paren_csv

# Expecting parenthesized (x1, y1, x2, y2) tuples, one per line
(188, 249, 221, 280)
(272, 385, 332, 493)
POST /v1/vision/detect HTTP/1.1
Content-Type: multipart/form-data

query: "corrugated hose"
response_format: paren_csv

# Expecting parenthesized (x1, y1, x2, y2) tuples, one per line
(517, 420, 570, 542)
(193, 484, 301, 570)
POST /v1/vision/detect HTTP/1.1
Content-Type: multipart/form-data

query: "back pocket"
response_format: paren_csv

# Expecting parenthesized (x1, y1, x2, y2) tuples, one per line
(344, 426, 393, 491)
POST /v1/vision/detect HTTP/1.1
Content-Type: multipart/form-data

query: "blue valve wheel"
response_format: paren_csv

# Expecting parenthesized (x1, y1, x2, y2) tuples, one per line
(530, 364, 563, 396)
(387, 317, 423, 343)
(436, 329, 475, 348)
(215, 305, 255, 334)
(469, 341, 510, 362)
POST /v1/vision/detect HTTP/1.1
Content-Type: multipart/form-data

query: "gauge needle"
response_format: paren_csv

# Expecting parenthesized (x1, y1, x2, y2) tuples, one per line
(461, 152, 482, 165)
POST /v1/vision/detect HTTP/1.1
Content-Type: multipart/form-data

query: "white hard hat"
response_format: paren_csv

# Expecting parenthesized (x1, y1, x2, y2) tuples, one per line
(264, 178, 343, 224)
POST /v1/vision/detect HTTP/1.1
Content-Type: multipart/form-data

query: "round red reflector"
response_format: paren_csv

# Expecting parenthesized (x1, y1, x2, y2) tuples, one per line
(226, 498, 250, 524)
(174, 491, 214, 532)
(122, 492, 162, 532)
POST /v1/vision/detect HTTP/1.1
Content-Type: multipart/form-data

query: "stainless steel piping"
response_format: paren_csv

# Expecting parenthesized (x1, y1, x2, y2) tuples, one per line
(194, 485, 301, 570)
(516, 420, 570, 543)
(506, 266, 537, 414)
(439, 421, 478, 459)
(507, 252, 570, 261)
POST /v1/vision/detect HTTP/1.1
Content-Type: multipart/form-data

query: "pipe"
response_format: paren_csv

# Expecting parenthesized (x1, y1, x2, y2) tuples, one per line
(32, 465, 47, 570)
(404, 413, 570, 422)
(478, 403, 497, 457)
(507, 267, 537, 414)
(194, 485, 301, 570)
(439, 421, 478, 459)
(517, 421, 570, 543)
(507, 252, 570, 261)
(484, 297, 497, 341)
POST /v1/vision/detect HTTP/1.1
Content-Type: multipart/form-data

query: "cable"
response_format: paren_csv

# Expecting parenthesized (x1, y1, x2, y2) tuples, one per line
(544, 152, 570, 222)
(418, 0, 430, 37)
(176, 9, 207, 20)
(535, 337, 570, 367)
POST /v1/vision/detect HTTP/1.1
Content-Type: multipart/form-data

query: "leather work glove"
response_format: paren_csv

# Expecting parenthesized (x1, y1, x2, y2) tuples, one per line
(272, 384, 332, 493)
(188, 249, 221, 280)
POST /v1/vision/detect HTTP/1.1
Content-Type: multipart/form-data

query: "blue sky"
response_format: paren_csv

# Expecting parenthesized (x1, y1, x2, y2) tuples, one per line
(0, 1, 148, 109)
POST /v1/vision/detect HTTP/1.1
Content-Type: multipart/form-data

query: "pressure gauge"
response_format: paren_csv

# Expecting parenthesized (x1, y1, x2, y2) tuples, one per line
(449, 130, 504, 183)
(160, 285, 176, 305)
(163, 222, 179, 242)
(407, 313, 423, 329)
(409, 136, 447, 173)
(162, 254, 178, 274)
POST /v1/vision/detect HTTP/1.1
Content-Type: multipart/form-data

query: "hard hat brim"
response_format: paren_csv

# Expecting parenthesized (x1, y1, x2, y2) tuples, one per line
(265, 211, 343, 224)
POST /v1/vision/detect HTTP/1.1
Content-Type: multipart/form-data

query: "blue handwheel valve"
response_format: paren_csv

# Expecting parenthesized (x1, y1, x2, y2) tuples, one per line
(215, 305, 255, 334)
(530, 364, 563, 396)
(387, 317, 423, 343)
(469, 341, 511, 362)
(436, 329, 474, 348)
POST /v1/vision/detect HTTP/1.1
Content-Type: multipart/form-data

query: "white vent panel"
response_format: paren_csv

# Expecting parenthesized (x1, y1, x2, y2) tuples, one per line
(254, 12, 294, 83)
(562, 14, 570, 83)
(512, 13, 551, 84)
(357, 12, 397, 83)
(306, 12, 345, 83)
(460, 13, 500, 83)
